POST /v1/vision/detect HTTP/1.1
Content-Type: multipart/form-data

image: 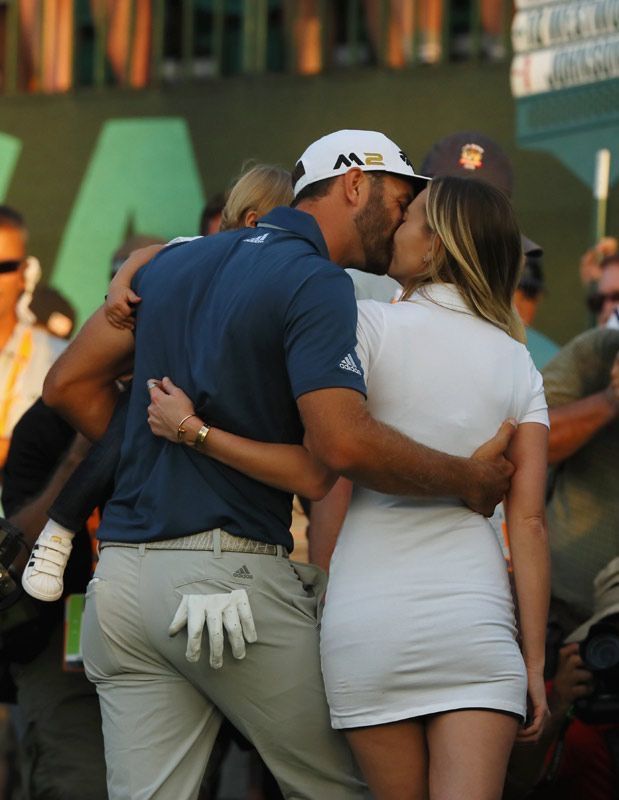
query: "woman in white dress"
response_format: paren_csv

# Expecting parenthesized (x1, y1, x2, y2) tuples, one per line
(146, 176, 550, 800)
(318, 177, 550, 799)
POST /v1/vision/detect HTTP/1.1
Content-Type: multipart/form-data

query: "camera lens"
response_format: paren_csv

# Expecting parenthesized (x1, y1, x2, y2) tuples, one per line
(582, 630, 619, 671)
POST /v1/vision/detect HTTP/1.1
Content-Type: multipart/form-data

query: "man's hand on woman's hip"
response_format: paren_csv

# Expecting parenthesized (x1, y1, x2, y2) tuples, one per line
(466, 419, 518, 517)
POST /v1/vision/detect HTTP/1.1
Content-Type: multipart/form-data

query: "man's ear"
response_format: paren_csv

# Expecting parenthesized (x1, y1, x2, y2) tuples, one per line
(341, 168, 366, 207)
(243, 209, 259, 228)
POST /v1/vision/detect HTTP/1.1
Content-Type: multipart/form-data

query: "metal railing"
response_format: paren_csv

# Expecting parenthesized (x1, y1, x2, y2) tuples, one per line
(0, 0, 514, 95)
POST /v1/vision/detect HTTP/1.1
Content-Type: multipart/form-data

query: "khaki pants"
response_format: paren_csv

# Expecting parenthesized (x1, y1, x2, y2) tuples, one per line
(82, 536, 368, 800)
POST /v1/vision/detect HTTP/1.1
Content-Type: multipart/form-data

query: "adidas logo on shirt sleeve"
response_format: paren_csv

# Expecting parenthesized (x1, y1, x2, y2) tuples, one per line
(242, 232, 270, 244)
(339, 353, 362, 376)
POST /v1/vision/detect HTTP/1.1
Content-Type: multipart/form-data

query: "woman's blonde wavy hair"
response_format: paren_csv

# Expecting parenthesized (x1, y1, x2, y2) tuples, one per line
(219, 163, 294, 231)
(401, 176, 526, 343)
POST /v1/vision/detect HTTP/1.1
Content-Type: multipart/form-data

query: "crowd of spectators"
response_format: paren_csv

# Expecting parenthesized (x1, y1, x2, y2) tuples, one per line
(0, 0, 513, 93)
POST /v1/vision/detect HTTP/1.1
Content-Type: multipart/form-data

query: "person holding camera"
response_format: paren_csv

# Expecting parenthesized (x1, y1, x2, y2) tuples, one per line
(542, 324, 619, 633)
(505, 557, 619, 799)
(585, 253, 619, 328)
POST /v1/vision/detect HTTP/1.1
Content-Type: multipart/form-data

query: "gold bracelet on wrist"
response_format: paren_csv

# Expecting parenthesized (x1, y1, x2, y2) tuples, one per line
(177, 414, 197, 442)
(193, 424, 211, 449)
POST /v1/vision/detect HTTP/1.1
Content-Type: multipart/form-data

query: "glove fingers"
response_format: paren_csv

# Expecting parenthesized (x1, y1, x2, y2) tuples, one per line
(172, 591, 256, 667)
(186, 606, 207, 663)
(168, 596, 189, 637)
(233, 590, 257, 643)
(206, 610, 224, 669)
(222, 605, 245, 660)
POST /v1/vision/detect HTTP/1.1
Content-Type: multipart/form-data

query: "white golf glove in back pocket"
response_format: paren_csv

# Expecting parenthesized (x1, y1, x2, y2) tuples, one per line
(169, 590, 257, 668)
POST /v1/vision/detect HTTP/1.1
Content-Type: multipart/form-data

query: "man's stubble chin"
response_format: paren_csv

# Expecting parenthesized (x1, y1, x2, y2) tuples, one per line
(351, 192, 396, 276)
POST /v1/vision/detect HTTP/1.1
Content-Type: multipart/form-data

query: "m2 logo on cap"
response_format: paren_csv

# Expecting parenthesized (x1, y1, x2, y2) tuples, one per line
(333, 152, 386, 170)
(459, 144, 485, 171)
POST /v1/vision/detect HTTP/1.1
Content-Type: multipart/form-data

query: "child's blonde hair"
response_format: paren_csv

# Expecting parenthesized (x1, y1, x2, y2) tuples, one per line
(219, 163, 293, 231)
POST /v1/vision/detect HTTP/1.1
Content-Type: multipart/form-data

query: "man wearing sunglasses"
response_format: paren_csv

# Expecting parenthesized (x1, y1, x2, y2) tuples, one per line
(587, 254, 619, 327)
(0, 206, 65, 470)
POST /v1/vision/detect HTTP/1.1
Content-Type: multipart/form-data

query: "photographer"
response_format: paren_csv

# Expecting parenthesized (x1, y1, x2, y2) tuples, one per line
(505, 558, 619, 799)
(542, 326, 619, 625)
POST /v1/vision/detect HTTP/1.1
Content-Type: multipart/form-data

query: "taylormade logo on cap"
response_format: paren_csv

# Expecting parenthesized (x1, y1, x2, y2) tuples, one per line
(292, 129, 430, 198)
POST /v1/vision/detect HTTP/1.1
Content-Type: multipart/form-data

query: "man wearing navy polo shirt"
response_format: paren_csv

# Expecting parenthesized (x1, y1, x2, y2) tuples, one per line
(44, 130, 515, 800)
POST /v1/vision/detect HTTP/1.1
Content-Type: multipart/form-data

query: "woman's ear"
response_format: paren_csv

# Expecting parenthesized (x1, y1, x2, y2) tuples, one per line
(243, 209, 259, 228)
(422, 234, 442, 266)
(431, 233, 444, 261)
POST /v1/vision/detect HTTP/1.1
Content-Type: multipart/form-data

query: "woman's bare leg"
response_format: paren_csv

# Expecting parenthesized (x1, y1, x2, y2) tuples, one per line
(345, 719, 429, 800)
(426, 709, 519, 800)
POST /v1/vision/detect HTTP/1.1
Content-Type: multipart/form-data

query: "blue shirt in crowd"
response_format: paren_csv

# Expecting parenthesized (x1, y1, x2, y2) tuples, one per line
(98, 208, 366, 550)
(525, 326, 560, 371)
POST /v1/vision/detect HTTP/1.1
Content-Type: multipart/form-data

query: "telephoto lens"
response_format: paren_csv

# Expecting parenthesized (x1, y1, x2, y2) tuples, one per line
(574, 619, 619, 723)
(582, 623, 619, 672)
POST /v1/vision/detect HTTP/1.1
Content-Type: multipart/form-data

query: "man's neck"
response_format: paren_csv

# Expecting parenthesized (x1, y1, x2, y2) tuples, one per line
(0, 313, 19, 352)
(295, 200, 356, 267)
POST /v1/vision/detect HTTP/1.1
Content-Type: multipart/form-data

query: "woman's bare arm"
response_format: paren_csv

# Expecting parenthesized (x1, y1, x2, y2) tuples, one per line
(308, 477, 352, 571)
(503, 421, 551, 742)
(147, 377, 336, 501)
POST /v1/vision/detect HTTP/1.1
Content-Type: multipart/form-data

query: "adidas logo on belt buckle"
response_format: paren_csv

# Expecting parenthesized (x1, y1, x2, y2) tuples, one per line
(232, 565, 254, 580)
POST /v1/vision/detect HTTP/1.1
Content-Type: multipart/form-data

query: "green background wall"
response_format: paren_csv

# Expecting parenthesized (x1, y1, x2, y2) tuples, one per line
(1, 62, 617, 343)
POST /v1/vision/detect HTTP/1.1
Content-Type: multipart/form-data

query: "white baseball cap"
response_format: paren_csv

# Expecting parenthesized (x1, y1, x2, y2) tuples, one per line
(292, 129, 430, 198)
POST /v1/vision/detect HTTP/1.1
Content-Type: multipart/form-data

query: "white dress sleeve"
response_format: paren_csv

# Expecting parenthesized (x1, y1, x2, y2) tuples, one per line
(520, 351, 550, 428)
(355, 300, 386, 381)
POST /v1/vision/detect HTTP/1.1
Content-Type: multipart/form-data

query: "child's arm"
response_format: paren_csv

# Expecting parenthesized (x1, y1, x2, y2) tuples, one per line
(105, 244, 164, 330)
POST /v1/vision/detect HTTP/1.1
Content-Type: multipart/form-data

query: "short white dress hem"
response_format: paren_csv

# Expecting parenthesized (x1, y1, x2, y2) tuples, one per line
(330, 699, 526, 730)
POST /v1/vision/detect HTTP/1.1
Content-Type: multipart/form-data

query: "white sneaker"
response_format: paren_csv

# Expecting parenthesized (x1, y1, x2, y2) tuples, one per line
(22, 522, 74, 602)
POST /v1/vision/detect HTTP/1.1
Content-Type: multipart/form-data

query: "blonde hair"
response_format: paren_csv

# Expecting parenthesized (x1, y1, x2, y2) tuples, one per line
(402, 176, 526, 343)
(219, 163, 294, 231)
